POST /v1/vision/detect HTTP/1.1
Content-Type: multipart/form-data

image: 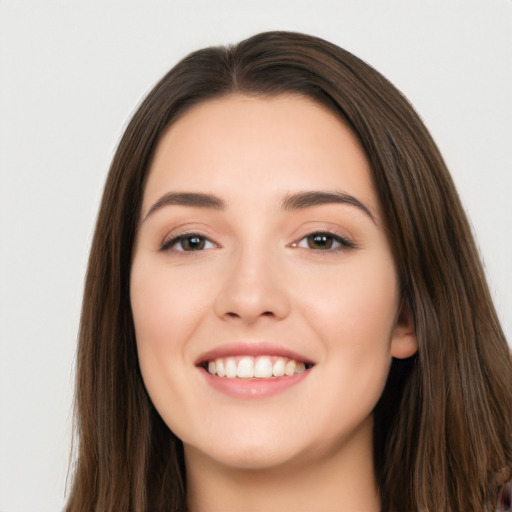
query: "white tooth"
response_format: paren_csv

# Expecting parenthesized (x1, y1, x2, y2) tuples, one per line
(225, 358, 237, 378)
(272, 357, 285, 377)
(295, 362, 306, 374)
(237, 357, 254, 378)
(254, 356, 273, 378)
(284, 360, 296, 376)
(215, 358, 225, 377)
(208, 361, 216, 375)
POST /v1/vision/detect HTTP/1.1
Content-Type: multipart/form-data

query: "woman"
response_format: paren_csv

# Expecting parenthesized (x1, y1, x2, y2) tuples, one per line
(66, 31, 512, 511)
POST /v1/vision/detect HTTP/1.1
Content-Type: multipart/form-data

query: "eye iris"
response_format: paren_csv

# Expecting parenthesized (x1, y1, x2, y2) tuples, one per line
(182, 236, 205, 251)
(308, 234, 333, 249)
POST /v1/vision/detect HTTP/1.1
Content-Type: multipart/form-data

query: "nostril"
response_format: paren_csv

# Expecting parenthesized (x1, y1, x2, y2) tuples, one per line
(224, 311, 274, 319)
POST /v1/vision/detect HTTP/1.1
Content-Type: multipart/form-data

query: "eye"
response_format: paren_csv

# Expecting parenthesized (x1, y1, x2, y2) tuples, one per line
(160, 233, 217, 252)
(293, 232, 355, 251)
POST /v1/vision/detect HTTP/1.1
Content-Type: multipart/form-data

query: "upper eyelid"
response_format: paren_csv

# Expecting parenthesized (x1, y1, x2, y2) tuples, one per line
(292, 231, 356, 249)
(162, 230, 211, 242)
(291, 224, 354, 242)
(160, 223, 217, 243)
(160, 232, 217, 250)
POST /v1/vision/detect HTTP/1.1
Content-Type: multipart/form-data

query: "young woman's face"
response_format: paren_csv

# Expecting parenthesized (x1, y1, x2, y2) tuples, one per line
(130, 94, 416, 471)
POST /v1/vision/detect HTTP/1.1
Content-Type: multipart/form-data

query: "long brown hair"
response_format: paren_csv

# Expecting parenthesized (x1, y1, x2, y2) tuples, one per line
(66, 31, 512, 512)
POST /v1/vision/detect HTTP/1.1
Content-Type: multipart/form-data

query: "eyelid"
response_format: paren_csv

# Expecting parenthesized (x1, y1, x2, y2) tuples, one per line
(290, 230, 356, 251)
(159, 230, 219, 252)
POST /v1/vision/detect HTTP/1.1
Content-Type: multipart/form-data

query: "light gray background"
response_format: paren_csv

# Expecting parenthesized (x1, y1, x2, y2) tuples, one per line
(1, 2, 511, 511)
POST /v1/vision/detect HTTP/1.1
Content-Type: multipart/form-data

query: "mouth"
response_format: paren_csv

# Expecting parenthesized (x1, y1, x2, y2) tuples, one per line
(196, 344, 315, 398)
(199, 355, 314, 379)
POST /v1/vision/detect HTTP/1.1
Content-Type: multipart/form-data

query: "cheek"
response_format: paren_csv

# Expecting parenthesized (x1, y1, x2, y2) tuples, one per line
(130, 267, 215, 446)
(129, 261, 207, 416)
(130, 261, 210, 352)
(301, 252, 399, 346)
(297, 255, 399, 411)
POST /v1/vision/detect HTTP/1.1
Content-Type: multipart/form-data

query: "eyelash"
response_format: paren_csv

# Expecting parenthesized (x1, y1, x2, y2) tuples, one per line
(291, 232, 356, 251)
(159, 231, 355, 253)
(160, 233, 218, 252)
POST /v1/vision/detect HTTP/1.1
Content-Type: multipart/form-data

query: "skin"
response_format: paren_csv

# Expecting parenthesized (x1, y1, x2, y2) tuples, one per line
(130, 94, 417, 511)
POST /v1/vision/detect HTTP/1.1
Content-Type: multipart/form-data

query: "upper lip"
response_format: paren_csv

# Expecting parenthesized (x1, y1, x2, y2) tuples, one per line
(195, 342, 315, 366)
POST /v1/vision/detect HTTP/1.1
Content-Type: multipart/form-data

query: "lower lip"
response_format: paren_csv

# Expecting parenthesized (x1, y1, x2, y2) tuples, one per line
(199, 368, 311, 398)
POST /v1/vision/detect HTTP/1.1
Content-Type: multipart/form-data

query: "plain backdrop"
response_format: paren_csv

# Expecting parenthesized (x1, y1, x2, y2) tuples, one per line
(1, 1, 511, 511)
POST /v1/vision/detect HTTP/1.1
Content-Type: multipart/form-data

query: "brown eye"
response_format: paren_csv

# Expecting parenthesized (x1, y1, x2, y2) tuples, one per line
(160, 234, 216, 252)
(180, 235, 206, 251)
(307, 234, 334, 250)
(293, 232, 355, 251)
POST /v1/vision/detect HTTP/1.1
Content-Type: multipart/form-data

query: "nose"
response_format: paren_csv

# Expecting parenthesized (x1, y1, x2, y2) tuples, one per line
(213, 247, 291, 324)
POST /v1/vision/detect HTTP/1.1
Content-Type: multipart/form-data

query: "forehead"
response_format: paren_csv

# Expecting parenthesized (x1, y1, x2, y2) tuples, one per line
(143, 94, 379, 216)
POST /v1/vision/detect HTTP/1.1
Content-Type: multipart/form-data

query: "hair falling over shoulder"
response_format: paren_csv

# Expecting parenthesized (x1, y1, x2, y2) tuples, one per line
(65, 31, 512, 512)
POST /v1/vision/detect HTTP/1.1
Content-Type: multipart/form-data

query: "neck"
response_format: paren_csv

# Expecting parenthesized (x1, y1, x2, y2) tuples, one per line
(185, 418, 380, 512)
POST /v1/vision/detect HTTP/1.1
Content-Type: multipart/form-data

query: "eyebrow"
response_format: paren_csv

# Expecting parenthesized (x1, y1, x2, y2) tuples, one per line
(282, 191, 375, 222)
(142, 190, 375, 223)
(142, 192, 225, 222)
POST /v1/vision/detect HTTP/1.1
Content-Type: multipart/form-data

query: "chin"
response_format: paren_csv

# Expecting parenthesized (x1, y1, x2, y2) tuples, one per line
(183, 426, 311, 472)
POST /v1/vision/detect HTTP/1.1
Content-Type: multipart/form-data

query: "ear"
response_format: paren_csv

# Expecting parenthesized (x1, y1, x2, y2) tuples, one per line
(390, 299, 418, 359)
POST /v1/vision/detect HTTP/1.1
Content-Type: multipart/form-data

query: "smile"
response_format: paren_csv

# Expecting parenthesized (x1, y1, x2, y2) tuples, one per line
(196, 343, 315, 397)
(204, 356, 312, 379)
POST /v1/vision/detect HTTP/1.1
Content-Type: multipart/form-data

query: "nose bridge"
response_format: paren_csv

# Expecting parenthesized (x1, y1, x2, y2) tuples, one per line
(214, 241, 290, 322)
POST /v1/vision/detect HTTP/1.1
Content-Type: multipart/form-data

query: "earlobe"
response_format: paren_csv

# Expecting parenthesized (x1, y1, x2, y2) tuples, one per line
(390, 299, 418, 359)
